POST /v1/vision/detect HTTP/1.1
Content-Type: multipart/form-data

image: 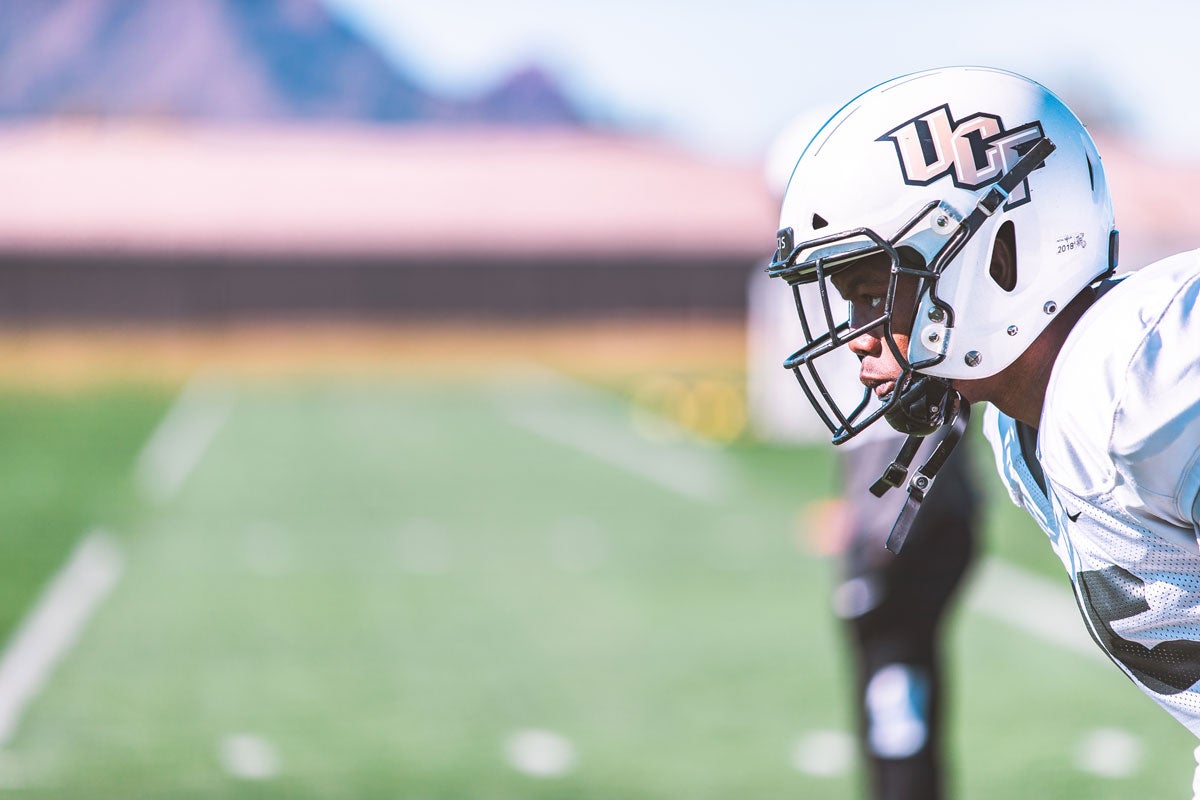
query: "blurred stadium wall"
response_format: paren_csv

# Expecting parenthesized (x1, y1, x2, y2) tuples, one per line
(0, 125, 775, 323)
(0, 0, 776, 325)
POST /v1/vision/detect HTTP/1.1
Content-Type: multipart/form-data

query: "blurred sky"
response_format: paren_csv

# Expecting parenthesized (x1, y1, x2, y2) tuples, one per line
(322, 0, 1200, 162)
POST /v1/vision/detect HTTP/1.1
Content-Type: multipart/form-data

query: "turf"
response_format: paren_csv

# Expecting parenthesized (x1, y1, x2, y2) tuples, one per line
(0, 372, 1193, 798)
(0, 385, 173, 642)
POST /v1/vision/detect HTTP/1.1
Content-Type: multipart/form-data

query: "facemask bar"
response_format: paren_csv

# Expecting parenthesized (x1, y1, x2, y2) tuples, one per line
(786, 285, 884, 442)
(769, 201, 945, 443)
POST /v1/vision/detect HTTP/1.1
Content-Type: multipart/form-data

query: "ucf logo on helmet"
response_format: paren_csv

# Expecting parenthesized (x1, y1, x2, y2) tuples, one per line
(878, 104, 1045, 209)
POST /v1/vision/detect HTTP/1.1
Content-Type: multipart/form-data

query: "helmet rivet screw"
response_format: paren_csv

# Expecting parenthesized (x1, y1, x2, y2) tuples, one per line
(935, 214, 949, 228)
(914, 476, 930, 490)
(964, 350, 983, 367)
(927, 330, 940, 343)
(1044, 301, 1058, 315)
(1007, 325, 1018, 336)
(928, 307, 946, 323)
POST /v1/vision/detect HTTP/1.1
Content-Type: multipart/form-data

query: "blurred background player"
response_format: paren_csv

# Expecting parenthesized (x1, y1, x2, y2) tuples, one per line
(747, 111, 984, 800)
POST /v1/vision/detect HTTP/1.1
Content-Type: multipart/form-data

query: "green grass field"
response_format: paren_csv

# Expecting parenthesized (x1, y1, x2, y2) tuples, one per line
(0, 366, 1194, 799)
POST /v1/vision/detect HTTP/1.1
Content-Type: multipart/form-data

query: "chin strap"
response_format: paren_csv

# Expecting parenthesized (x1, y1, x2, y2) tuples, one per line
(869, 393, 971, 555)
(868, 435, 923, 498)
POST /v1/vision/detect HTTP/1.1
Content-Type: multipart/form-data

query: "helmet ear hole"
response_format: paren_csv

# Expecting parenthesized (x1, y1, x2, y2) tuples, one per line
(989, 221, 1018, 292)
(812, 213, 829, 230)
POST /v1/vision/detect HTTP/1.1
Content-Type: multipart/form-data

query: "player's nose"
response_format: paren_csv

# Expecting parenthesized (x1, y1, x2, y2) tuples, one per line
(847, 329, 881, 360)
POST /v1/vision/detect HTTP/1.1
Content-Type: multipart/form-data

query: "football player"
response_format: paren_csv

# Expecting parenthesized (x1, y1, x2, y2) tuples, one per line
(767, 66, 1200, 794)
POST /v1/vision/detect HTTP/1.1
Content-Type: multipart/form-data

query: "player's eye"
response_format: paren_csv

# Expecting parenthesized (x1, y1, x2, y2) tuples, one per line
(848, 293, 884, 329)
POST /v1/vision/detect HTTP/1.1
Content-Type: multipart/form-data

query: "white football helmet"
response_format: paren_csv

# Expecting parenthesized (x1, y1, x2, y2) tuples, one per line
(768, 66, 1117, 444)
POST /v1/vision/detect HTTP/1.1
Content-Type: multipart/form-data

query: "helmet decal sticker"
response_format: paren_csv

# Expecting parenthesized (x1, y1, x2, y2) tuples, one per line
(878, 104, 1044, 209)
(1055, 232, 1087, 254)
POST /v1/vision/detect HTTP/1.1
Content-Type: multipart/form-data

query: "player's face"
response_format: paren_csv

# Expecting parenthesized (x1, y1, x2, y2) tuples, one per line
(829, 253, 919, 398)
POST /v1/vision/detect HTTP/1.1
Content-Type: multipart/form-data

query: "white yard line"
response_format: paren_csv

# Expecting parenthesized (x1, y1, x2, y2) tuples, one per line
(497, 365, 731, 503)
(790, 730, 855, 777)
(504, 729, 577, 777)
(134, 375, 235, 505)
(218, 733, 281, 780)
(1074, 727, 1144, 778)
(965, 557, 1105, 662)
(507, 406, 729, 502)
(0, 531, 123, 746)
(0, 376, 233, 749)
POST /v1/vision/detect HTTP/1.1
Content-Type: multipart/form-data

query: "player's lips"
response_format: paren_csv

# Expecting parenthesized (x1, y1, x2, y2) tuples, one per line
(861, 374, 897, 398)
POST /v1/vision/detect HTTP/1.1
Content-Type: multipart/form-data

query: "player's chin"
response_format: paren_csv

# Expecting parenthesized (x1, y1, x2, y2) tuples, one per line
(948, 378, 982, 404)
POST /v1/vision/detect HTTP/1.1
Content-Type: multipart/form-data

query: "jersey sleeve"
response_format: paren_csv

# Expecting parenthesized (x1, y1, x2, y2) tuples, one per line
(1108, 254, 1200, 530)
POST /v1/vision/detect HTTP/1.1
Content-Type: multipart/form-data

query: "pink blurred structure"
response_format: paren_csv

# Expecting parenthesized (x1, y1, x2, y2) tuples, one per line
(0, 124, 775, 259)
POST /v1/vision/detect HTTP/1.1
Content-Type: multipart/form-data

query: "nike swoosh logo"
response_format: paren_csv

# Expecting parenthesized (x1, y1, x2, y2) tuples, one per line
(1067, 510, 1082, 522)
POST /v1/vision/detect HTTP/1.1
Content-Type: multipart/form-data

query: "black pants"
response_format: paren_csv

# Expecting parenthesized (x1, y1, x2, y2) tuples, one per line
(835, 433, 980, 800)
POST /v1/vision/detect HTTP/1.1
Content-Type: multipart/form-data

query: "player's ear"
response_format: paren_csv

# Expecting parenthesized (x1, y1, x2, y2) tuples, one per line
(989, 221, 1018, 292)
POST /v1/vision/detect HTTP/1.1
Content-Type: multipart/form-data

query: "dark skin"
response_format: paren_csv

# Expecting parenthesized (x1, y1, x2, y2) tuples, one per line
(830, 242, 1097, 428)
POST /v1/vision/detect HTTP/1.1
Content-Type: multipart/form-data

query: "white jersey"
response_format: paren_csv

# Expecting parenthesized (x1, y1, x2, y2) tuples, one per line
(982, 249, 1200, 734)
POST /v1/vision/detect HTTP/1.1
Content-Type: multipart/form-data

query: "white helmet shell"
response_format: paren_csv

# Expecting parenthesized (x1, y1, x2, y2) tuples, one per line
(779, 66, 1116, 380)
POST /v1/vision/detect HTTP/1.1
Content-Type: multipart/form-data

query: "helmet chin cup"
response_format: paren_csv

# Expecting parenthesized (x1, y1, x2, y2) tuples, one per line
(876, 391, 972, 555)
(883, 375, 952, 437)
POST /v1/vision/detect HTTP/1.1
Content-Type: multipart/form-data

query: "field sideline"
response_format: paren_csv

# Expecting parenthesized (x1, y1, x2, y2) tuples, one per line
(0, 319, 745, 388)
(0, 320, 1192, 798)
